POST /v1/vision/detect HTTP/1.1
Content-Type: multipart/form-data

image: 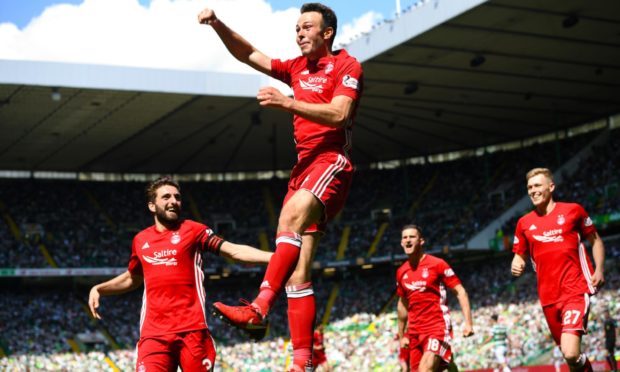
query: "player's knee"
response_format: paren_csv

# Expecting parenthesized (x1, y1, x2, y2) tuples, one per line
(419, 356, 438, 372)
(561, 342, 581, 362)
(563, 353, 578, 364)
(563, 352, 584, 366)
(278, 211, 305, 233)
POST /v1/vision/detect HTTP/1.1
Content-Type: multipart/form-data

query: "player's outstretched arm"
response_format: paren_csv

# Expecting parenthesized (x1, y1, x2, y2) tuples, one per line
(511, 253, 527, 277)
(586, 231, 605, 288)
(219, 241, 273, 264)
(88, 271, 144, 319)
(197, 8, 271, 75)
(452, 284, 474, 337)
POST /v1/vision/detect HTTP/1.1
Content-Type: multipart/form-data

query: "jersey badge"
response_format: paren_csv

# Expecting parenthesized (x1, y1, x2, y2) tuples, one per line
(141, 242, 150, 250)
(170, 232, 181, 245)
(513, 236, 519, 244)
(444, 268, 455, 277)
(529, 224, 537, 231)
(342, 74, 359, 90)
(422, 267, 429, 278)
(325, 62, 334, 75)
(584, 216, 593, 226)
(557, 214, 565, 225)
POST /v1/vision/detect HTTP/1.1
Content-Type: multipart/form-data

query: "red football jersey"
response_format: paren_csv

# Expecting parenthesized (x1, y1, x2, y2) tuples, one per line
(396, 255, 461, 335)
(271, 49, 363, 161)
(128, 219, 223, 338)
(512, 202, 597, 306)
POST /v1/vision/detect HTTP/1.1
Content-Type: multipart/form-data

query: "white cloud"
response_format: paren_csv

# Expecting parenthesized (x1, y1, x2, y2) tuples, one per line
(0, 0, 378, 73)
(335, 10, 383, 48)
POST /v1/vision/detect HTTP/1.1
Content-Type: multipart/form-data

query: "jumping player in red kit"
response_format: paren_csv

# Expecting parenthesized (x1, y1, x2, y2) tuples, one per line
(198, 3, 363, 370)
(396, 225, 474, 372)
(511, 168, 605, 372)
(88, 177, 272, 371)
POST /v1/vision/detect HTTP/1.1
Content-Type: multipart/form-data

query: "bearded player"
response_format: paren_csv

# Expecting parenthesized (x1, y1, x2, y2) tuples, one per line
(88, 177, 272, 371)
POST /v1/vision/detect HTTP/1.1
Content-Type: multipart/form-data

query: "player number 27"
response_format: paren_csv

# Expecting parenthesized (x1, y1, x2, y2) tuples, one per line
(562, 310, 581, 325)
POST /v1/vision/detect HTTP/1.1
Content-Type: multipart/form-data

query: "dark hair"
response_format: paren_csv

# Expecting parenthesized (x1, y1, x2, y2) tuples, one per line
(491, 314, 499, 322)
(145, 176, 180, 203)
(301, 3, 337, 46)
(401, 224, 423, 238)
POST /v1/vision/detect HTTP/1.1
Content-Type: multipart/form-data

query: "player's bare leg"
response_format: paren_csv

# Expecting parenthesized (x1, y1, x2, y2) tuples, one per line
(561, 333, 592, 372)
(419, 352, 442, 372)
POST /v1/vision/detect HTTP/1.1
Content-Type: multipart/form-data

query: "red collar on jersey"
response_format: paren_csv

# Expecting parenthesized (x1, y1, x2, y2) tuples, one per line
(309, 49, 347, 69)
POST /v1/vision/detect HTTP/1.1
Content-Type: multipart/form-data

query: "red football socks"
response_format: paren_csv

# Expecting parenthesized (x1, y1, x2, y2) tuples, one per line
(253, 232, 302, 315)
(287, 282, 315, 370)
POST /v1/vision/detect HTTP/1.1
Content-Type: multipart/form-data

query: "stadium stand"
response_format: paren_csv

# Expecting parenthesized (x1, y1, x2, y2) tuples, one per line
(1, 128, 616, 270)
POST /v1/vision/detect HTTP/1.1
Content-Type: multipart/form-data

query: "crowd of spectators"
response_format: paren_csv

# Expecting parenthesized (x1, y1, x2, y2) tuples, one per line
(0, 288, 110, 371)
(0, 128, 614, 270)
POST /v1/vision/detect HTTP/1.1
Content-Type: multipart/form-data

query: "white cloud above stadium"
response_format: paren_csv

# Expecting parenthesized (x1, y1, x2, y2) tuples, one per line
(0, 0, 381, 73)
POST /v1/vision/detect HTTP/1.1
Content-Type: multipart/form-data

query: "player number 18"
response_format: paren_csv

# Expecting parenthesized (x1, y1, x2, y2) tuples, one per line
(427, 338, 441, 352)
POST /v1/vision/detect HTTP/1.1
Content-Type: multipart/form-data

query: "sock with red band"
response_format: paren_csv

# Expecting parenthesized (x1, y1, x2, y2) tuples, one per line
(287, 282, 315, 371)
(253, 232, 302, 316)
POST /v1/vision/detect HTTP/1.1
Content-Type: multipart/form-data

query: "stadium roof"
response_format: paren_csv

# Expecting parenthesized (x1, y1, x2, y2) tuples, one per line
(0, 0, 619, 174)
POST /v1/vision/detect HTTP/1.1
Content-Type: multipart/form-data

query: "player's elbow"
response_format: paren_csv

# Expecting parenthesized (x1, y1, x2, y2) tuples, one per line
(331, 113, 349, 128)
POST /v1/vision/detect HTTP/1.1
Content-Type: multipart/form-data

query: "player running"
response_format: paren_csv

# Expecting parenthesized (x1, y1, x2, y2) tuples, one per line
(396, 224, 474, 372)
(511, 167, 605, 372)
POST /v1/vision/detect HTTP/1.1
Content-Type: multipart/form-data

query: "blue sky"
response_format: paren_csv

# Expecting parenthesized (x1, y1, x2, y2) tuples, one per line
(0, 0, 406, 29)
(0, 0, 417, 71)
